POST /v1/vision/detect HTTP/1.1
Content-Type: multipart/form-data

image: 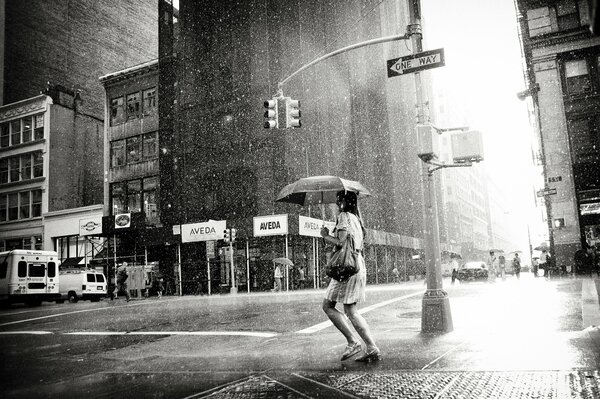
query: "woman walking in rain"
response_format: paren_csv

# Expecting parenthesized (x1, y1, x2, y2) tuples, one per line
(320, 190, 380, 362)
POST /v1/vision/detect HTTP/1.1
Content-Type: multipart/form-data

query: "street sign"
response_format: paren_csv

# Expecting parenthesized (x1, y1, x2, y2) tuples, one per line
(536, 188, 557, 197)
(387, 48, 445, 77)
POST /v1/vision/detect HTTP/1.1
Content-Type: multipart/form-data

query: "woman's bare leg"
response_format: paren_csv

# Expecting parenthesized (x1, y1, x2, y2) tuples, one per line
(322, 299, 359, 344)
(344, 303, 378, 351)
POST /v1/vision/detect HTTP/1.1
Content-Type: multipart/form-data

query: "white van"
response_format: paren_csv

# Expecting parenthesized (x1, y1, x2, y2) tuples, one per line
(58, 268, 107, 302)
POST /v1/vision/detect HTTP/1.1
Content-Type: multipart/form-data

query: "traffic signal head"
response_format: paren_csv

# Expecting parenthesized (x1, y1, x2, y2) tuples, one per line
(285, 98, 301, 128)
(224, 229, 230, 243)
(231, 228, 237, 242)
(264, 99, 278, 129)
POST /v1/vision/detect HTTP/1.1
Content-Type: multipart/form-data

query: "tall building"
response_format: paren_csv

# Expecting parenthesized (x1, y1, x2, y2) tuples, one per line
(516, 0, 600, 268)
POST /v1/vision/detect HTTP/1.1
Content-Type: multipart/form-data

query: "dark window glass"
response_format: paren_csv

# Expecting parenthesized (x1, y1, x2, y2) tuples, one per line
(22, 117, 32, 143)
(565, 59, 591, 95)
(111, 182, 126, 214)
(21, 154, 31, 180)
(568, 116, 600, 163)
(143, 88, 157, 114)
(142, 132, 158, 160)
(8, 193, 18, 221)
(126, 92, 141, 119)
(10, 120, 21, 146)
(0, 159, 7, 184)
(127, 180, 142, 213)
(127, 136, 142, 163)
(96, 274, 105, 282)
(34, 114, 44, 140)
(9, 157, 20, 182)
(87, 274, 95, 282)
(19, 191, 30, 219)
(29, 263, 45, 277)
(0, 262, 7, 278)
(18, 261, 26, 277)
(0, 195, 6, 222)
(48, 262, 56, 278)
(23, 237, 31, 250)
(110, 97, 125, 125)
(0, 123, 9, 147)
(111, 140, 126, 167)
(33, 235, 42, 250)
(32, 190, 42, 217)
(556, 0, 580, 30)
(33, 152, 43, 178)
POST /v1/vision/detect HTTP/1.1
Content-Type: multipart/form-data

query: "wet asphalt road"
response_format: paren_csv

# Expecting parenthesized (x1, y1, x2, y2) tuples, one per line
(0, 274, 598, 398)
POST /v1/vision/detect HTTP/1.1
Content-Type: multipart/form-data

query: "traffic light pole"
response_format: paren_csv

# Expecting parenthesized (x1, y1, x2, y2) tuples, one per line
(229, 239, 236, 294)
(408, 0, 453, 333)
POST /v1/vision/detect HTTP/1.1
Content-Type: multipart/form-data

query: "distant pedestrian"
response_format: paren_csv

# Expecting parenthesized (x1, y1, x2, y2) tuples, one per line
(273, 263, 282, 292)
(391, 266, 400, 283)
(512, 253, 521, 279)
(532, 257, 539, 277)
(539, 249, 549, 277)
(297, 266, 305, 289)
(450, 256, 459, 284)
(320, 190, 380, 362)
(157, 277, 164, 298)
(487, 251, 497, 282)
(498, 255, 506, 281)
(115, 262, 131, 302)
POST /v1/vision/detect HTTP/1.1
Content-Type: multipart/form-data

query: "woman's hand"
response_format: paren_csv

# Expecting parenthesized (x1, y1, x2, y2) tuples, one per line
(320, 227, 329, 238)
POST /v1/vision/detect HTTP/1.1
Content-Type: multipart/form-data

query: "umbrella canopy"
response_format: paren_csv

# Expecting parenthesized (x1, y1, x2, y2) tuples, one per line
(275, 175, 372, 206)
(489, 249, 504, 254)
(534, 243, 549, 251)
(272, 257, 294, 266)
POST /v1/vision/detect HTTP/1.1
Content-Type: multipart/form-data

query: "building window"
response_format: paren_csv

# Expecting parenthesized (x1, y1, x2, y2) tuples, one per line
(32, 189, 42, 217)
(143, 176, 159, 224)
(34, 235, 42, 250)
(0, 123, 9, 148)
(8, 193, 18, 221)
(127, 180, 142, 213)
(9, 157, 19, 182)
(32, 152, 43, 178)
(111, 140, 126, 167)
(19, 192, 30, 219)
(143, 132, 158, 160)
(10, 120, 21, 146)
(0, 159, 7, 184)
(126, 136, 142, 163)
(34, 114, 44, 140)
(111, 182, 126, 215)
(110, 97, 125, 125)
(568, 116, 600, 163)
(143, 88, 157, 114)
(556, 0, 580, 30)
(564, 59, 591, 95)
(0, 195, 6, 222)
(126, 92, 141, 120)
(22, 117, 32, 143)
(21, 154, 32, 180)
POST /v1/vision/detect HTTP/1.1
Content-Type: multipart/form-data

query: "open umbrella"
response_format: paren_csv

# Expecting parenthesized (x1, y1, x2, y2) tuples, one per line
(489, 249, 504, 254)
(272, 257, 294, 266)
(534, 243, 549, 251)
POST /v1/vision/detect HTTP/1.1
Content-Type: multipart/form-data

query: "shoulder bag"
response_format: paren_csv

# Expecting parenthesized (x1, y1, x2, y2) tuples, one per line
(325, 233, 359, 282)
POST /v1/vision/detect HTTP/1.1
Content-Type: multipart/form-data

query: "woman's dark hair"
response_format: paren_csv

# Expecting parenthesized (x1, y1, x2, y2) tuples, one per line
(336, 190, 358, 214)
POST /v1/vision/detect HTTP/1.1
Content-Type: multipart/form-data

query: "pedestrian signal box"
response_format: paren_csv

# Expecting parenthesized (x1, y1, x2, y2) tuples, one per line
(451, 130, 484, 163)
(416, 124, 439, 162)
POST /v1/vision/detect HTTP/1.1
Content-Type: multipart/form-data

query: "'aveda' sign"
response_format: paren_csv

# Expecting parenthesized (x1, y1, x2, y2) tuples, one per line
(181, 220, 226, 243)
(253, 214, 288, 237)
(298, 215, 335, 238)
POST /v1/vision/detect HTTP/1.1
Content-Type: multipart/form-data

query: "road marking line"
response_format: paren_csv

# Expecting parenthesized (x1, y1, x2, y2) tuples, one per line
(296, 291, 422, 334)
(0, 330, 278, 337)
(421, 341, 466, 370)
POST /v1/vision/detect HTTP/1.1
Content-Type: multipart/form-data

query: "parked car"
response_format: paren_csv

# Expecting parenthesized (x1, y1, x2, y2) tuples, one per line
(457, 261, 489, 282)
(58, 268, 107, 303)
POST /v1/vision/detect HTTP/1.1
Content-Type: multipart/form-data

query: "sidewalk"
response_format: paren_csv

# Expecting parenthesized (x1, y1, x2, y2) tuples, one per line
(194, 277, 600, 399)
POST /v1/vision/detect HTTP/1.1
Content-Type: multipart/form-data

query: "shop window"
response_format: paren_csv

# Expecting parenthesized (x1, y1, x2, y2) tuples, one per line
(0, 159, 7, 184)
(565, 59, 591, 95)
(22, 117, 32, 143)
(143, 132, 158, 160)
(31, 190, 42, 217)
(21, 154, 32, 180)
(33, 152, 43, 178)
(126, 92, 141, 120)
(126, 136, 142, 163)
(0, 123, 9, 148)
(127, 179, 142, 213)
(0, 196, 6, 222)
(19, 192, 30, 219)
(10, 120, 21, 146)
(111, 182, 126, 215)
(23, 237, 32, 249)
(34, 235, 42, 250)
(8, 193, 18, 221)
(9, 157, 19, 182)
(34, 114, 44, 140)
(110, 96, 125, 125)
(143, 176, 159, 223)
(568, 117, 600, 163)
(143, 88, 157, 115)
(111, 140, 126, 167)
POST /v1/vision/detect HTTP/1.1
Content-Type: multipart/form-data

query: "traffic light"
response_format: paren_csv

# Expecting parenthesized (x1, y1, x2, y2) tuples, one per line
(263, 99, 278, 129)
(224, 228, 230, 243)
(285, 97, 301, 128)
(231, 228, 237, 243)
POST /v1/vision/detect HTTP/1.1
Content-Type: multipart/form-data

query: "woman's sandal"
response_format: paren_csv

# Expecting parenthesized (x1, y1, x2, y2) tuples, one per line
(355, 349, 381, 362)
(340, 342, 362, 361)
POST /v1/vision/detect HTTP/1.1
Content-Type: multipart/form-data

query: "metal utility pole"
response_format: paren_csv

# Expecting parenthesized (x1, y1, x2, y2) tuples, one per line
(408, 0, 453, 333)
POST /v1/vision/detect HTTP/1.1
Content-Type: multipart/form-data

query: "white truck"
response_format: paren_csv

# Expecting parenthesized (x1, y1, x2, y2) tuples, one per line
(58, 268, 107, 302)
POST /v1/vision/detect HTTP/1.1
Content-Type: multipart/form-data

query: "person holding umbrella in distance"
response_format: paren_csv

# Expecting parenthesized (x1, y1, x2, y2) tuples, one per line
(320, 190, 380, 362)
